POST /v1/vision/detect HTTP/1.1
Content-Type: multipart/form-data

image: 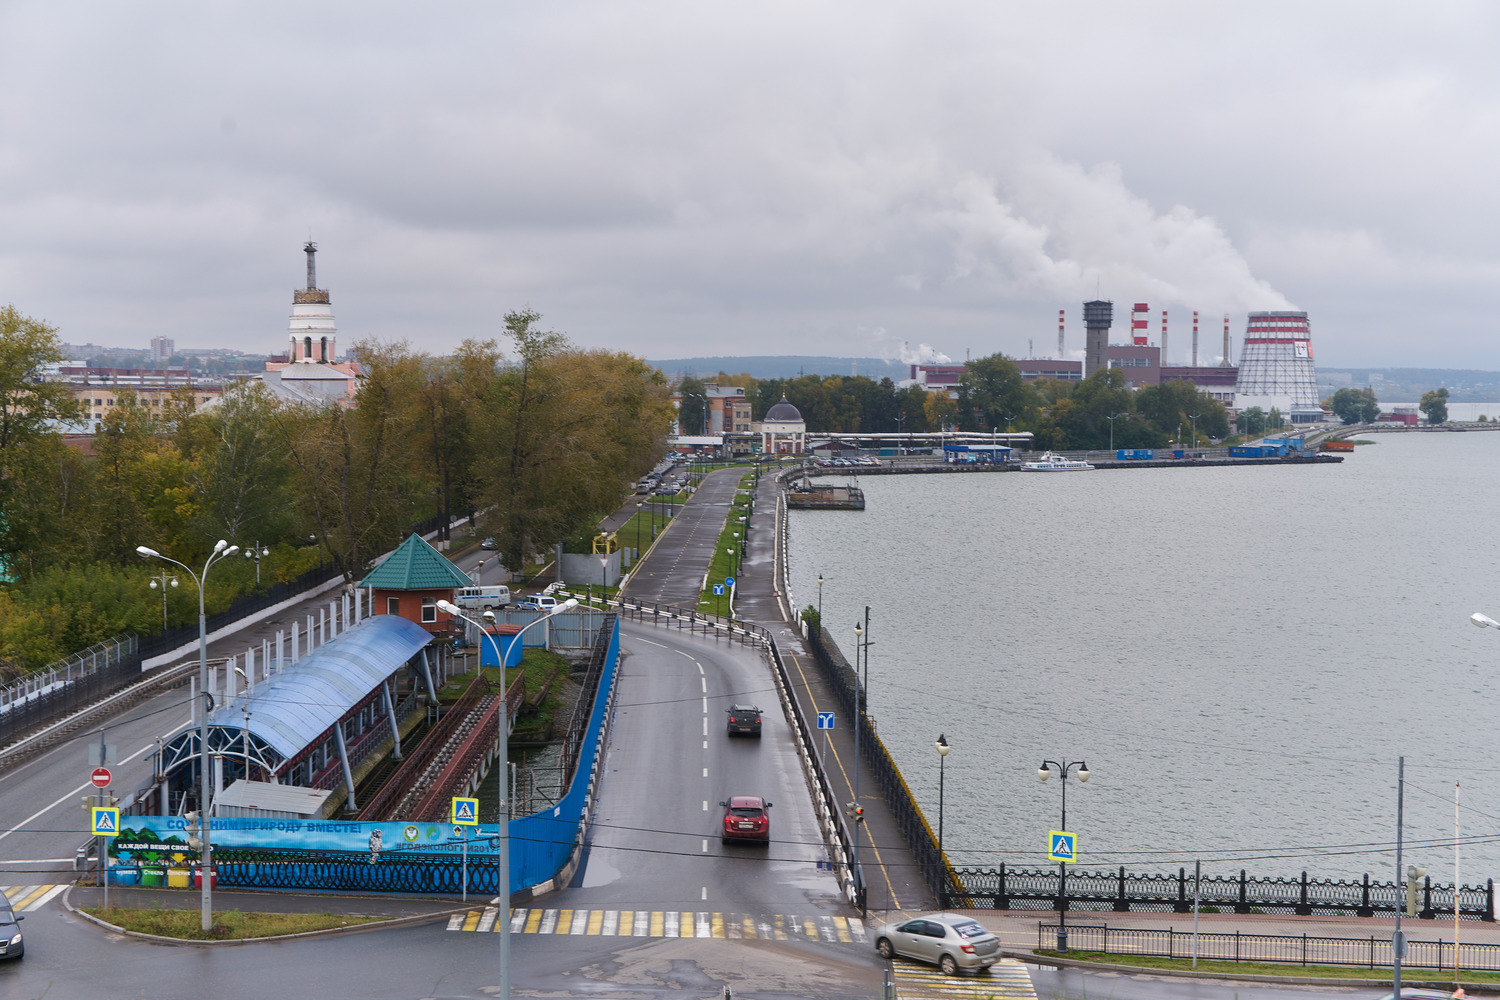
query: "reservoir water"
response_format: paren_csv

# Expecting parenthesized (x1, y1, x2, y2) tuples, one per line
(788, 430, 1500, 884)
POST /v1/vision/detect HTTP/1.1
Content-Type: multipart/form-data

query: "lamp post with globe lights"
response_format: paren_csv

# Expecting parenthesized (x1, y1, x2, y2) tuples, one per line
(148, 570, 178, 629)
(436, 596, 576, 1000)
(1038, 757, 1090, 954)
(936, 734, 950, 904)
(136, 539, 241, 931)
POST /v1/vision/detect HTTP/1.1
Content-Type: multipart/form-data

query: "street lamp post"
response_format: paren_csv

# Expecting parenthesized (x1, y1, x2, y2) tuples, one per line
(936, 734, 950, 905)
(242, 543, 270, 586)
(147, 570, 179, 630)
(895, 411, 905, 456)
(1105, 413, 1127, 453)
(136, 539, 241, 932)
(437, 596, 577, 1000)
(1188, 412, 1201, 449)
(1038, 757, 1090, 954)
(816, 574, 824, 624)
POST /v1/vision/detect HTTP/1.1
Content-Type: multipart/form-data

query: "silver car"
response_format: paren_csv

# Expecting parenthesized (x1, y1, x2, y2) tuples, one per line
(873, 912, 1000, 975)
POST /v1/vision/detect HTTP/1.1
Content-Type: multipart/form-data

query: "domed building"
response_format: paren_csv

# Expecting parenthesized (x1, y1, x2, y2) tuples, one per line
(757, 396, 806, 455)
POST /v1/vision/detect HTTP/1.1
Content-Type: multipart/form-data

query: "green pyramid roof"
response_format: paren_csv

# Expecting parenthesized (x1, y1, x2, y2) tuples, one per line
(358, 533, 472, 591)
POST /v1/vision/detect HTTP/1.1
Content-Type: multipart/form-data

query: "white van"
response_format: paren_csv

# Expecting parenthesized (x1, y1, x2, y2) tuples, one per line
(454, 585, 511, 611)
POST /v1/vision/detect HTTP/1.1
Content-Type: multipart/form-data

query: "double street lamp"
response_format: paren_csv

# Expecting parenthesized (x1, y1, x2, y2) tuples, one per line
(243, 542, 270, 585)
(1038, 757, 1090, 954)
(136, 539, 241, 932)
(147, 570, 178, 630)
(436, 596, 577, 1000)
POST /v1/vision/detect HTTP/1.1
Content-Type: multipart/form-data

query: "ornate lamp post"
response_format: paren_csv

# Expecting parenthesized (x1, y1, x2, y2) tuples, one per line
(242, 542, 270, 585)
(936, 733, 950, 904)
(1038, 757, 1090, 954)
(147, 570, 178, 630)
(136, 539, 241, 932)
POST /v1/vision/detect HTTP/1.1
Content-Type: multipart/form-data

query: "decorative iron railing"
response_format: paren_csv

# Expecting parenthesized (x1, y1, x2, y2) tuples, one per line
(1039, 921, 1500, 971)
(956, 865, 1494, 921)
(214, 845, 498, 895)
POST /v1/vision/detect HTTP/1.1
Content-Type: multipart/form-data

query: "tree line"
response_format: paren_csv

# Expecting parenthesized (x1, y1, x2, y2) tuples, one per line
(680, 354, 1232, 450)
(0, 306, 672, 674)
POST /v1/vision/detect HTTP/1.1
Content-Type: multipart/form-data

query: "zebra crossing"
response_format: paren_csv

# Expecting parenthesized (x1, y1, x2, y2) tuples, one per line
(889, 959, 1037, 999)
(446, 906, 867, 944)
(2, 885, 67, 912)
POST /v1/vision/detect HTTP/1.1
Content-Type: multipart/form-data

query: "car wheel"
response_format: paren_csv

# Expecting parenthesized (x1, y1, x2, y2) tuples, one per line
(939, 954, 959, 976)
(875, 938, 895, 960)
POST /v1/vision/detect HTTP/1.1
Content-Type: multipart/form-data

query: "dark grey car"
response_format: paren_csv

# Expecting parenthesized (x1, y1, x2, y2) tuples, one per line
(725, 704, 762, 737)
(873, 913, 999, 975)
(0, 896, 24, 961)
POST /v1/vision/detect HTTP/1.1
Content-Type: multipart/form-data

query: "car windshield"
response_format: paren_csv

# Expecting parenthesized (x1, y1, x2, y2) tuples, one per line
(0, 912, 15, 927)
(953, 921, 988, 939)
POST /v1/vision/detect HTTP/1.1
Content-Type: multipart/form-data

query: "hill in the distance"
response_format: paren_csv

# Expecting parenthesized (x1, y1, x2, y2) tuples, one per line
(649, 356, 910, 380)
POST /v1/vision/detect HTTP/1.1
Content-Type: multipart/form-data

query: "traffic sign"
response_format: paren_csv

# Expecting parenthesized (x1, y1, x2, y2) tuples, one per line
(92, 806, 121, 837)
(451, 797, 479, 826)
(1048, 830, 1076, 863)
(817, 712, 835, 730)
(725, 576, 735, 587)
(712, 584, 724, 595)
(91, 767, 112, 788)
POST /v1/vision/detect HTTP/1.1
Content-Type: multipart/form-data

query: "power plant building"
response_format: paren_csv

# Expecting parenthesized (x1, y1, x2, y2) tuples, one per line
(1232, 311, 1322, 424)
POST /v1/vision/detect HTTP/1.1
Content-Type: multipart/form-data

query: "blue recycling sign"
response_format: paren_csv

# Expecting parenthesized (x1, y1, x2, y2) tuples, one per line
(817, 712, 835, 730)
(1048, 830, 1076, 863)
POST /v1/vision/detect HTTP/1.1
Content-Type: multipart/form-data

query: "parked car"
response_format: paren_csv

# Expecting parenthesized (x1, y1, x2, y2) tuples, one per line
(534, 595, 558, 611)
(725, 704, 762, 737)
(720, 795, 772, 844)
(0, 895, 24, 961)
(512, 601, 542, 611)
(454, 585, 511, 611)
(873, 913, 1000, 975)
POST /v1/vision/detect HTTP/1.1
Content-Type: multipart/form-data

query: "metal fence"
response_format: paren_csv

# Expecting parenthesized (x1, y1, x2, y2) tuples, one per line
(1038, 921, 1500, 972)
(214, 845, 498, 894)
(957, 865, 1494, 921)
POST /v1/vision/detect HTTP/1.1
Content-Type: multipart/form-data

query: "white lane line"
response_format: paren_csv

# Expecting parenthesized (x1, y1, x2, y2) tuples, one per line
(702, 696, 708, 712)
(634, 638, 669, 648)
(702, 768, 708, 778)
(701, 887, 708, 902)
(701, 839, 708, 853)
(700, 678, 706, 693)
(0, 724, 180, 847)
(702, 740, 707, 749)
(702, 800, 708, 811)
(701, 717, 707, 736)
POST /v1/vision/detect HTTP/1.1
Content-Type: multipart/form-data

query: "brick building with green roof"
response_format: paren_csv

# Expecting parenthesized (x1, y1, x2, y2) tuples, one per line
(357, 533, 472, 633)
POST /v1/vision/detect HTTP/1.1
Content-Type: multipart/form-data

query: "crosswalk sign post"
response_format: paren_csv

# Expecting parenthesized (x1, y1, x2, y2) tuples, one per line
(452, 797, 479, 903)
(92, 806, 119, 908)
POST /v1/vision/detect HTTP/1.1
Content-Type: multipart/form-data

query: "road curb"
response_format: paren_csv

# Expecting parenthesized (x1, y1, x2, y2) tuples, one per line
(61, 884, 471, 947)
(1006, 947, 1497, 994)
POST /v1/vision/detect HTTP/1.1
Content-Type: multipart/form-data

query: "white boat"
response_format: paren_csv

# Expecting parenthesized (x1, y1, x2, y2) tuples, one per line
(1019, 451, 1095, 472)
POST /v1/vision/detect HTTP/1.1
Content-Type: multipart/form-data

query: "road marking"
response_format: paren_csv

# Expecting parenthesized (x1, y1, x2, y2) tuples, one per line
(700, 886, 707, 901)
(702, 767, 708, 778)
(524, 908, 543, 933)
(702, 740, 707, 749)
(0, 724, 180, 848)
(702, 800, 708, 811)
(539, 909, 558, 934)
(601, 910, 617, 935)
(888, 958, 1036, 999)
(700, 678, 706, 693)
(510, 908, 527, 932)
(702, 717, 707, 736)
(701, 839, 708, 852)
(462, 910, 481, 931)
(696, 909, 711, 935)
(634, 638, 669, 649)
(664, 911, 679, 937)
(446, 914, 464, 930)
(477, 907, 497, 932)
(2, 885, 66, 911)
(570, 909, 590, 934)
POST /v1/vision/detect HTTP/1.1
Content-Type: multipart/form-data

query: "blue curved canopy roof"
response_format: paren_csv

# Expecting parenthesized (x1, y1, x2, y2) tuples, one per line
(203, 614, 432, 761)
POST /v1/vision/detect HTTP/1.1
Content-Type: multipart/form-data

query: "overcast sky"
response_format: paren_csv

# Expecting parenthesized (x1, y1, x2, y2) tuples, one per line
(4, 2, 1498, 369)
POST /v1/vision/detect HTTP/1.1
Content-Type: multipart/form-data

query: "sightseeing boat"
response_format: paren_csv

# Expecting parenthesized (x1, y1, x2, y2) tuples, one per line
(1019, 451, 1095, 472)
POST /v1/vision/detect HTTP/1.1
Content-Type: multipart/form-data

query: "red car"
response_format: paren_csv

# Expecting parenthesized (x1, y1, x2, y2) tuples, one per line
(720, 795, 772, 844)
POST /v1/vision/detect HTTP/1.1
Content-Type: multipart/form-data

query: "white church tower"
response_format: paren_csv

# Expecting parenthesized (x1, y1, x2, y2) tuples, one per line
(288, 241, 337, 362)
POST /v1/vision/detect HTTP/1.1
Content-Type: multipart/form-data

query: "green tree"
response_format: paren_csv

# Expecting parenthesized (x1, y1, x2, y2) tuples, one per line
(179, 382, 298, 548)
(1420, 387, 1449, 425)
(1135, 380, 1230, 445)
(0, 306, 86, 573)
(676, 376, 707, 435)
(1236, 406, 1266, 437)
(957, 354, 1035, 433)
(1330, 387, 1379, 424)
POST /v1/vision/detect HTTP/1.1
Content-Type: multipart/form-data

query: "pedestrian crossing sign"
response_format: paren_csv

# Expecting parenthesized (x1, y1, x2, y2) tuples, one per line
(451, 797, 479, 826)
(1048, 830, 1075, 863)
(92, 806, 120, 837)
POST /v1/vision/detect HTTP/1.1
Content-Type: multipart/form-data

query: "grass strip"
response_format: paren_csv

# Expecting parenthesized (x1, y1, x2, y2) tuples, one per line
(83, 906, 387, 940)
(1032, 949, 1500, 984)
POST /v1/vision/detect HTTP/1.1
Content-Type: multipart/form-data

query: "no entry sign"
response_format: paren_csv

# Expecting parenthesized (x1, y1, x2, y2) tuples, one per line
(90, 767, 112, 788)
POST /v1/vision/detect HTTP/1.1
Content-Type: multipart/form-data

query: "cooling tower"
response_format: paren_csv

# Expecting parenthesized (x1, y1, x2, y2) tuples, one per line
(1233, 311, 1322, 424)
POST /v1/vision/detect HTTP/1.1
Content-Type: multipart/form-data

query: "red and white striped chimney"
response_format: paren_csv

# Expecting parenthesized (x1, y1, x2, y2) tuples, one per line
(1058, 309, 1065, 360)
(1131, 302, 1149, 346)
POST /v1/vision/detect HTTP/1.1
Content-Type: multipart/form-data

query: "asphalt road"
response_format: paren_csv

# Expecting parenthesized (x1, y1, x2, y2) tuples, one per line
(623, 469, 744, 608)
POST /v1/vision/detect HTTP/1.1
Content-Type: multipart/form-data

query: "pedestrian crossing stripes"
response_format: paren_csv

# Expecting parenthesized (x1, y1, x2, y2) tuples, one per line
(890, 958, 1037, 999)
(446, 907, 866, 944)
(2, 885, 67, 912)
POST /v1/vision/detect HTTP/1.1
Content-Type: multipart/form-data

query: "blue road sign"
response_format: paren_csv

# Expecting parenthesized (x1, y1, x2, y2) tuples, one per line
(451, 797, 479, 826)
(1048, 830, 1076, 863)
(712, 584, 724, 595)
(725, 576, 735, 587)
(92, 806, 120, 837)
(817, 712, 836, 730)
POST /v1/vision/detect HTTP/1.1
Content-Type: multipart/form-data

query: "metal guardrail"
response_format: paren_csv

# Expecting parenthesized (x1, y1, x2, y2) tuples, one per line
(957, 865, 1494, 921)
(1039, 921, 1500, 972)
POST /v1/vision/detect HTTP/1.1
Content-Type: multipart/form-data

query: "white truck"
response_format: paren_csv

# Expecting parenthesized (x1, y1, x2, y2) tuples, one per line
(454, 585, 511, 611)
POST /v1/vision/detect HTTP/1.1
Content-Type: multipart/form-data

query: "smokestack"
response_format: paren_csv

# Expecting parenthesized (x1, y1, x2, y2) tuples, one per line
(1058, 309, 1065, 361)
(1224, 314, 1231, 367)
(1083, 300, 1112, 378)
(1161, 310, 1168, 363)
(1192, 311, 1199, 368)
(1131, 302, 1149, 346)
